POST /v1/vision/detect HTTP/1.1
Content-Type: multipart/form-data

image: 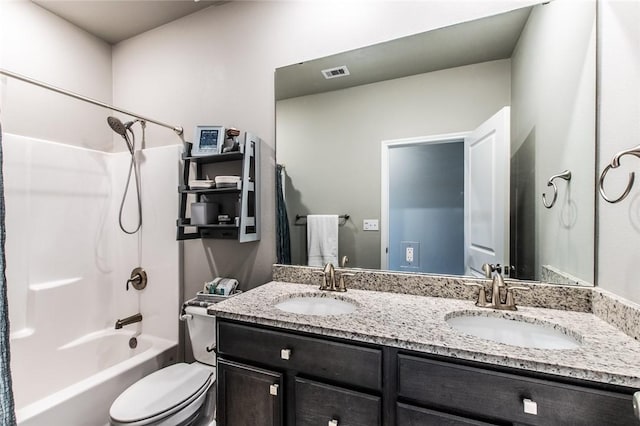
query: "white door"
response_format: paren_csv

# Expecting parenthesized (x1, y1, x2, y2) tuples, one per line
(464, 107, 510, 276)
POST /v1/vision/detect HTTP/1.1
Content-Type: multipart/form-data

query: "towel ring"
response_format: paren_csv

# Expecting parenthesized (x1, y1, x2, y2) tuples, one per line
(599, 164, 635, 204)
(542, 170, 571, 209)
(599, 144, 640, 204)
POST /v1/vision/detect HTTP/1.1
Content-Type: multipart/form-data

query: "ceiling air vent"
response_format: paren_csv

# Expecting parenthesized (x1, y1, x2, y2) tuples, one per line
(321, 65, 350, 80)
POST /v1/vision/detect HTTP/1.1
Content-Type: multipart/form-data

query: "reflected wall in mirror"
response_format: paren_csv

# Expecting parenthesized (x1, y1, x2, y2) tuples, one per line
(275, 0, 596, 286)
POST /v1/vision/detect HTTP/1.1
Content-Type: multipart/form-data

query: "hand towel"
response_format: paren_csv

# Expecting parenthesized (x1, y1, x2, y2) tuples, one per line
(307, 214, 339, 267)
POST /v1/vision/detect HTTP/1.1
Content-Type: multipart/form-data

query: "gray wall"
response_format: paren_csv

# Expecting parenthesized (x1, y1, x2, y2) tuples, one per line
(277, 59, 511, 268)
(389, 142, 464, 274)
(510, 0, 596, 283)
(111, 1, 528, 292)
(598, 0, 640, 303)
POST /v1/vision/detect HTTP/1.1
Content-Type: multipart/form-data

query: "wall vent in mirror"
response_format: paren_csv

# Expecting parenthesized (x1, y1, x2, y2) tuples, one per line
(321, 66, 350, 79)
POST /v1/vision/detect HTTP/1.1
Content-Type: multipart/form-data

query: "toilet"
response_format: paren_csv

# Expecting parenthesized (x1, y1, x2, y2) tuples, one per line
(109, 306, 216, 426)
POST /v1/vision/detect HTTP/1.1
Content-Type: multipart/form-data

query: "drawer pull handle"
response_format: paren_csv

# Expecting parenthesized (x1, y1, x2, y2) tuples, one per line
(633, 392, 639, 419)
(328, 419, 339, 426)
(269, 384, 279, 396)
(523, 398, 538, 415)
(280, 348, 291, 360)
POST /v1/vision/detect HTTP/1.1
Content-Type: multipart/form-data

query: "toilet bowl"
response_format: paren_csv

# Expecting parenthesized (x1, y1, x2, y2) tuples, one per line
(109, 306, 216, 426)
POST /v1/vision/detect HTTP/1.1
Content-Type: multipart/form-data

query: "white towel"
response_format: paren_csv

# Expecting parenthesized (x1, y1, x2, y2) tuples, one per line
(307, 215, 339, 267)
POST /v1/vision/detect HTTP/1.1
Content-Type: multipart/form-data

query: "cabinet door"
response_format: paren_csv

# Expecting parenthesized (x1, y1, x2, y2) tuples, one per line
(295, 377, 381, 426)
(217, 359, 283, 426)
(397, 403, 496, 426)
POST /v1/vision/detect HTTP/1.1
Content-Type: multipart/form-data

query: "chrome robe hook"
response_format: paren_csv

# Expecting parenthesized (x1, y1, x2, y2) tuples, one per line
(542, 170, 571, 209)
(599, 144, 640, 204)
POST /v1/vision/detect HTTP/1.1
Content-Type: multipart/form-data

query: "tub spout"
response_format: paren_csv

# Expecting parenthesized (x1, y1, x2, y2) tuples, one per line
(115, 313, 142, 329)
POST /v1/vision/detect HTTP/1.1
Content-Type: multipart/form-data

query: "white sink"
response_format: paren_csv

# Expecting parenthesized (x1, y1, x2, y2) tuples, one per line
(446, 313, 582, 350)
(275, 294, 357, 316)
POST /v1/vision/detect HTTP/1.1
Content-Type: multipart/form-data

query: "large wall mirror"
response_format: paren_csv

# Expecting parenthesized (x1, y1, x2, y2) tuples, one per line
(275, 0, 596, 286)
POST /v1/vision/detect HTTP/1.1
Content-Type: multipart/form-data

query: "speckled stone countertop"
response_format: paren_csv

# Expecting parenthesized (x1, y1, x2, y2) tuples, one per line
(209, 281, 640, 389)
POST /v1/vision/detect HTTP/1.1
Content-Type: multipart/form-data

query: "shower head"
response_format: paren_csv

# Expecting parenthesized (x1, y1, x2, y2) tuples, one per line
(107, 116, 127, 137)
(107, 116, 141, 136)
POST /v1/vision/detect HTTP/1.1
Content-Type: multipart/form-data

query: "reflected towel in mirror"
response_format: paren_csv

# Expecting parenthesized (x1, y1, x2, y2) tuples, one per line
(307, 215, 339, 267)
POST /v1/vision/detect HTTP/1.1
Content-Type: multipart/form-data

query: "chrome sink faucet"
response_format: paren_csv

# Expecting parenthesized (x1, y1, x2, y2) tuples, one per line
(467, 264, 529, 311)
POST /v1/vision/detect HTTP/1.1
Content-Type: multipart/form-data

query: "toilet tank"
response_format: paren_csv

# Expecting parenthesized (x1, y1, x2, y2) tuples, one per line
(184, 306, 216, 366)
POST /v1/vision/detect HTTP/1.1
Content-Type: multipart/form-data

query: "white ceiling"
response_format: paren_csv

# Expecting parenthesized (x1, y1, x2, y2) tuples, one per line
(31, 0, 224, 45)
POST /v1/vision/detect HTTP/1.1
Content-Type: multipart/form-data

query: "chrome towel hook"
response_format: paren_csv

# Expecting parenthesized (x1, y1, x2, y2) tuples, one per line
(599, 144, 640, 204)
(542, 170, 571, 209)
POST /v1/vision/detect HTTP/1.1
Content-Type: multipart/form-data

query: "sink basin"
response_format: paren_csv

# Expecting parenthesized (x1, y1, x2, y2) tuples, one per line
(275, 294, 357, 316)
(446, 313, 581, 350)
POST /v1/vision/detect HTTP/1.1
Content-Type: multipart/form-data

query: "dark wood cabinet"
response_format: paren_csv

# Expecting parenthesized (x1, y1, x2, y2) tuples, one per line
(217, 319, 383, 426)
(216, 359, 283, 426)
(216, 319, 638, 426)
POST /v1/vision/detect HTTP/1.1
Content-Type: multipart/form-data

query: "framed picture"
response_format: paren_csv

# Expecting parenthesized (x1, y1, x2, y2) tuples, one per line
(191, 125, 226, 157)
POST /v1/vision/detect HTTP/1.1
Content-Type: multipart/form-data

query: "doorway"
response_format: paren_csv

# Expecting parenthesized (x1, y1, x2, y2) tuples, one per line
(381, 106, 511, 275)
(381, 133, 467, 274)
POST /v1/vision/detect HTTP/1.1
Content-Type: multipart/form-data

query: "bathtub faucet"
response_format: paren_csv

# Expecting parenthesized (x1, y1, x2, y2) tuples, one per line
(115, 313, 143, 329)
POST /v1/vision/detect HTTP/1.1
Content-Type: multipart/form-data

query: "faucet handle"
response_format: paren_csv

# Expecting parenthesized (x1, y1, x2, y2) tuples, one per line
(504, 285, 530, 310)
(481, 263, 494, 278)
(337, 273, 355, 292)
(464, 282, 490, 307)
(315, 270, 329, 290)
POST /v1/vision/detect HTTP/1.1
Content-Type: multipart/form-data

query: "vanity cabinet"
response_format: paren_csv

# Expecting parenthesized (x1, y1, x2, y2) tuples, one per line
(216, 320, 383, 426)
(176, 132, 260, 242)
(216, 319, 638, 426)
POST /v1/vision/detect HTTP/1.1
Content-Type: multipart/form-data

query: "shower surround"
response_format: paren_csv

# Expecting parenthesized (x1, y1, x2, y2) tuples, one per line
(3, 133, 180, 425)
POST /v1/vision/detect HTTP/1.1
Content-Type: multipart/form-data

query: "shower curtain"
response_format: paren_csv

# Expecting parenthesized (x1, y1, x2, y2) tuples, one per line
(0, 122, 17, 425)
(276, 164, 291, 264)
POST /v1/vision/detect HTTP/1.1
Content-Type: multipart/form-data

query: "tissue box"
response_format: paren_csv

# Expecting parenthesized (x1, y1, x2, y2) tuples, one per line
(191, 202, 219, 225)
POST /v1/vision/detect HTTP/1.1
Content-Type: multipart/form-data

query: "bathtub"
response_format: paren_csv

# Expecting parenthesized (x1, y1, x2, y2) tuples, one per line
(11, 329, 177, 426)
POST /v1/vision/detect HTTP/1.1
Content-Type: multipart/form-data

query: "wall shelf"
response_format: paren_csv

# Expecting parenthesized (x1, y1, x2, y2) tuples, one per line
(177, 132, 261, 242)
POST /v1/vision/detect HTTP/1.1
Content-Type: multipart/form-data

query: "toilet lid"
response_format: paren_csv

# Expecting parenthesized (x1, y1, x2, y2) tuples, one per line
(110, 363, 212, 423)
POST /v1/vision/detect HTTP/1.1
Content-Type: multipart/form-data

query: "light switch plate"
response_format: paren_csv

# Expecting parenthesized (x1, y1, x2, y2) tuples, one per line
(363, 219, 379, 231)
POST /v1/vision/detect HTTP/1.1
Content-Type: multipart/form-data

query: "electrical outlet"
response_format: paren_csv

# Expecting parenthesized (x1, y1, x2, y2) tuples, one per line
(363, 219, 379, 231)
(406, 247, 414, 262)
(400, 241, 420, 268)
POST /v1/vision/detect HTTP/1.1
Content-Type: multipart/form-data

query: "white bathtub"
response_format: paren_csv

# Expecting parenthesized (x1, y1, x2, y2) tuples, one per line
(11, 329, 177, 426)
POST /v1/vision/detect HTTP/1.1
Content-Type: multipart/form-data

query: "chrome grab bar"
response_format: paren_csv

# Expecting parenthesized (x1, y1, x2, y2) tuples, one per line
(599, 144, 640, 204)
(542, 170, 571, 209)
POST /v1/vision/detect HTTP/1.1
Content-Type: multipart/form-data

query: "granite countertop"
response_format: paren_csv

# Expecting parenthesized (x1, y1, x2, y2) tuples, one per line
(208, 281, 640, 388)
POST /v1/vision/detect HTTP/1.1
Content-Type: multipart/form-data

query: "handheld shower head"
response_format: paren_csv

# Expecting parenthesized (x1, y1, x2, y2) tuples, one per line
(107, 116, 127, 137)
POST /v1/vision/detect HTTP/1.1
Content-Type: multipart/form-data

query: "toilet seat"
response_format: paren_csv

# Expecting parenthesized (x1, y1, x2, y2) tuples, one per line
(110, 363, 214, 426)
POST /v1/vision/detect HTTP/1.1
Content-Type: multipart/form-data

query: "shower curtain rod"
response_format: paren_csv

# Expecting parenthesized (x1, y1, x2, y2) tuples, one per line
(0, 68, 184, 135)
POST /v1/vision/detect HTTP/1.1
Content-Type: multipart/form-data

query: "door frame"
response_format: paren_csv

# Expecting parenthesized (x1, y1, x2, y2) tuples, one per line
(380, 132, 470, 270)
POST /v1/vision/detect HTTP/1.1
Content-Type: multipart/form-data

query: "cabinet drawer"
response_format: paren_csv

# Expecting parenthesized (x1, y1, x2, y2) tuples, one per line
(397, 403, 496, 426)
(218, 320, 382, 390)
(398, 354, 636, 425)
(295, 377, 381, 426)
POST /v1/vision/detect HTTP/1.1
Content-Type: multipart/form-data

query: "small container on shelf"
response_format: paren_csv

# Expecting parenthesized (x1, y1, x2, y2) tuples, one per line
(214, 175, 241, 189)
(191, 202, 219, 225)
